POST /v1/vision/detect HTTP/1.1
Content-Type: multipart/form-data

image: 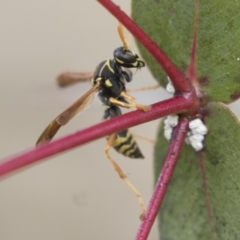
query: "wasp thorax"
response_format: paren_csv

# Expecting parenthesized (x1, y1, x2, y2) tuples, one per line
(113, 47, 145, 68)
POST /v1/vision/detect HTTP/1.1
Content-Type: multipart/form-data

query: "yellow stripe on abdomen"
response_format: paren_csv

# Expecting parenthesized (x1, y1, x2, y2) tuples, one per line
(111, 130, 144, 159)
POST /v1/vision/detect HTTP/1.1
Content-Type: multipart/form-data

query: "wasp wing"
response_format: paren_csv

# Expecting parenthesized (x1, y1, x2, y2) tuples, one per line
(36, 83, 100, 145)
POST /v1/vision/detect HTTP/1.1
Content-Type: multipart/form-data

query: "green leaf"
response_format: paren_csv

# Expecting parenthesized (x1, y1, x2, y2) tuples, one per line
(132, 0, 240, 103)
(154, 102, 240, 239)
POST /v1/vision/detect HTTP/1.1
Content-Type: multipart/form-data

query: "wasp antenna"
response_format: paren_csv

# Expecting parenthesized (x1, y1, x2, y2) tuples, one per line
(117, 23, 128, 50)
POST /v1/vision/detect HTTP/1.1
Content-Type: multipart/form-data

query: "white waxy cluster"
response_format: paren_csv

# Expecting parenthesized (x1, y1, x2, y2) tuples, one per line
(166, 76, 175, 94)
(164, 76, 208, 151)
(185, 119, 208, 151)
(164, 116, 208, 151)
(164, 115, 179, 141)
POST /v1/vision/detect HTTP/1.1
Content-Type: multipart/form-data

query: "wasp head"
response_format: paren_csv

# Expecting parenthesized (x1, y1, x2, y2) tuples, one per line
(113, 47, 145, 69)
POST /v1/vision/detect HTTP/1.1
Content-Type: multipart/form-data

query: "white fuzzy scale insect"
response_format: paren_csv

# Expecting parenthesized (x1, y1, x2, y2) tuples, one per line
(164, 77, 208, 151)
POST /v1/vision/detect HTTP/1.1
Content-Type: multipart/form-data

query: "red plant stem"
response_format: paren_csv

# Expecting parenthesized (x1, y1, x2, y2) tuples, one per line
(135, 117, 190, 240)
(0, 96, 191, 178)
(97, 0, 191, 93)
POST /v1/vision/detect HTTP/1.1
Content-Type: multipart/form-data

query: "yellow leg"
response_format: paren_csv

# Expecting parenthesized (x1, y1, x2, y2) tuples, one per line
(132, 133, 156, 144)
(120, 91, 151, 112)
(109, 92, 151, 112)
(127, 83, 161, 92)
(109, 97, 133, 108)
(56, 71, 93, 87)
(105, 133, 146, 220)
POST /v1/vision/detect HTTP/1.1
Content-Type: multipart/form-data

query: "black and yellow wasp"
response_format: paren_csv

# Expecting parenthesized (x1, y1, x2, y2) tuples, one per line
(36, 24, 149, 219)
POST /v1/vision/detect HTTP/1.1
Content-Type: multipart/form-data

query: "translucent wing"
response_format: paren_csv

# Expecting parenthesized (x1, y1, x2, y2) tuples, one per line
(36, 83, 100, 145)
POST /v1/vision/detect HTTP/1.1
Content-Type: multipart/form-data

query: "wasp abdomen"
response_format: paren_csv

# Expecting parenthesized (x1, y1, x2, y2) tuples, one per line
(111, 129, 144, 159)
(103, 105, 144, 159)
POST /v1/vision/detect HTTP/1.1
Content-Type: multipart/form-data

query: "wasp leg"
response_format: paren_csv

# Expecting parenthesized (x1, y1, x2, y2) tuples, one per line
(109, 93, 150, 112)
(120, 91, 150, 111)
(132, 133, 156, 144)
(56, 71, 93, 87)
(127, 83, 160, 92)
(105, 133, 146, 220)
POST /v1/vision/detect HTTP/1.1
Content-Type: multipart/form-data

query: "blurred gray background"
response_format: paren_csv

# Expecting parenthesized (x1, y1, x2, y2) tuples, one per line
(0, 1, 239, 240)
